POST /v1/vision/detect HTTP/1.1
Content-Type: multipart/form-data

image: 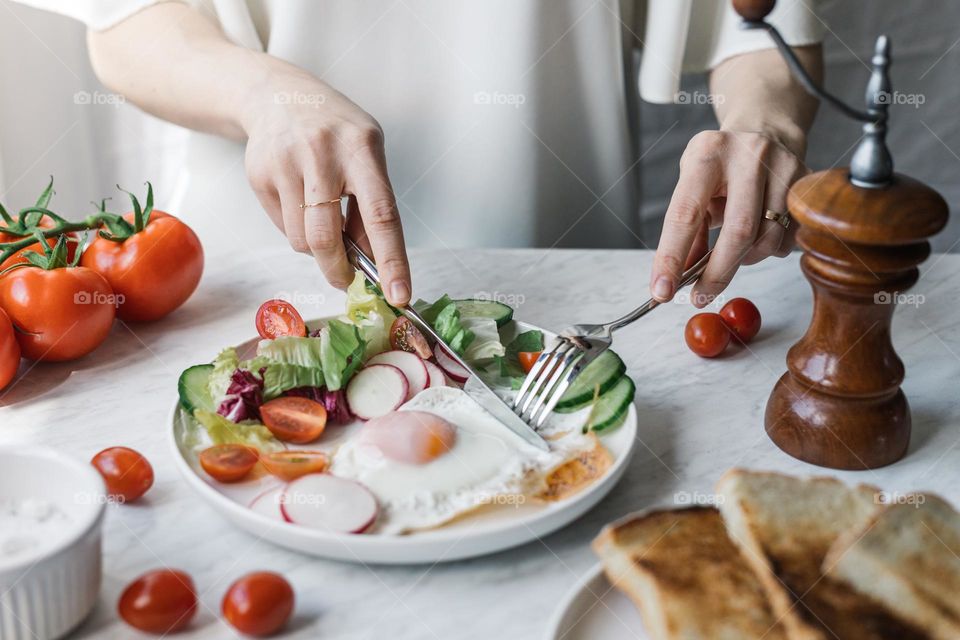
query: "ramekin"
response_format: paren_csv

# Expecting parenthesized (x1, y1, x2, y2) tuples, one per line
(0, 447, 106, 640)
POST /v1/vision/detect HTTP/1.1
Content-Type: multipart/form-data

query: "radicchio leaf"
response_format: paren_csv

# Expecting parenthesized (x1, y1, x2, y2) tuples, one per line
(217, 368, 265, 422)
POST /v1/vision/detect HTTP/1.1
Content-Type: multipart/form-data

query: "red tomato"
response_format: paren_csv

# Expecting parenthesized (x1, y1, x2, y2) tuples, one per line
(260, 450, 329, 481)
(255, 299, 306, 340)
(199, 444, 259, 483)
(0, 266, 115, 361)
(118, 569, 198, 634)
(260, 397, 327, 444)
(91, 447, 154, 503)
(0, 308, 20, 390)
(518, 351, 542, 373)
(684, 313, 731, 358)
(719, 297, 762, 344)
(389, 316, 432, 358)
(222, 572, 295, 637)
(81, 210, 203, 322)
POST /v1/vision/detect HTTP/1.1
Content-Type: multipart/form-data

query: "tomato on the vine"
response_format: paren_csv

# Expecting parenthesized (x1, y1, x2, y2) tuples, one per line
(684, 312, 731, 358)
(81, 183, 203, 322)
(91, 446, 154, 503)
(0, 308, 19, 390)
(222, 572, 295, 637)
(118, 569, 198, 634)
(0, 235, 115, 362)
(719, 297, 762, 344)
(0, 178, 79, 269)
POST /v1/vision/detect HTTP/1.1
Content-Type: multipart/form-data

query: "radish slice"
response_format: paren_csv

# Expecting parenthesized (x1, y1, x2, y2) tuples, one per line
(281, 474, 378, 534)
(366, 350, 428, 399)
(435, 347, 469, 383)
(346, 364, 408, 419)
(249, 486, 289, 522)
(423, 360, 447, 388)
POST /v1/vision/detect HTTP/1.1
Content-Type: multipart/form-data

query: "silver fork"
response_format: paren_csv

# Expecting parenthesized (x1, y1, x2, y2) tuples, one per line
(514, 250, 713, 428)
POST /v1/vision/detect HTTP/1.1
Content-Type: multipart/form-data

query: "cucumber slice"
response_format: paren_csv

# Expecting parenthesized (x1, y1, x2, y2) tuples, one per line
(585, 375, 635, 433)
(453, 299, 514, 328)
(554, 350, 626, 412)
(178, 364, 214, 414)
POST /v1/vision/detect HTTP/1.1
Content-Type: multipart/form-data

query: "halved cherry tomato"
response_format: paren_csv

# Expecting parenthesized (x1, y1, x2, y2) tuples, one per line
(260, 450, 329, 481)
(0, 264, 115, 362)
(684, 312, 731, 358)
(260, 397, 327, 444)
(222, 571, 295, 637)
(719, 297, 762, 344)
(518, 351, 542, 373)
(390, 316, 432, 358)
(199, 444, 259, 483)
(255, 299, 306, 340)
(0, 308, 20, 391)
(118, 569, 198, 634)
(91, 447, 154, 503)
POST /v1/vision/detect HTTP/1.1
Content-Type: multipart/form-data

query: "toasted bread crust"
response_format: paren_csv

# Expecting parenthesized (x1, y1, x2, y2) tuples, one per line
(716, 469, 929, 640)
(593, 506, 787, 640)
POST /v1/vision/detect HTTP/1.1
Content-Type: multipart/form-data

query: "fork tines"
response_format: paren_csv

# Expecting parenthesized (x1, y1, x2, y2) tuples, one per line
(513, 338, 586, 429)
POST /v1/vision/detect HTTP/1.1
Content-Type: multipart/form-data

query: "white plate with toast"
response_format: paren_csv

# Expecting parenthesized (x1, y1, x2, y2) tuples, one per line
(169, 318, 638, 565)
(546, 563, 647, 640)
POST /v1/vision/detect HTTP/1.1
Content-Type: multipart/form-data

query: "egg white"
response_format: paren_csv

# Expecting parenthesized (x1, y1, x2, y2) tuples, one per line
(330, 386, 594, 534)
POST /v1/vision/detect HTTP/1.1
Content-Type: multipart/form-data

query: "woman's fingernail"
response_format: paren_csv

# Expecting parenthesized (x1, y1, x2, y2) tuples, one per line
(390, 280, 410, 304)
(652, 277, 673, 301)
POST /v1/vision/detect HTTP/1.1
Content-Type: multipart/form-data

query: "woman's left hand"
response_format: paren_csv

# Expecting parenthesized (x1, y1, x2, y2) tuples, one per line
(649, 128, 807, 307)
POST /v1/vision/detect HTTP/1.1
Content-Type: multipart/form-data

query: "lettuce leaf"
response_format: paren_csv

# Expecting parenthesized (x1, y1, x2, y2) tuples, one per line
(262, 364, 325, 400)
(208, 347, 239, 402)
(462, 317, 505, 361)
(256, 336, 324, 368)
(193, 409, 280, 451)
(319, 319, 365, 391)
(343, 272, 395, 359)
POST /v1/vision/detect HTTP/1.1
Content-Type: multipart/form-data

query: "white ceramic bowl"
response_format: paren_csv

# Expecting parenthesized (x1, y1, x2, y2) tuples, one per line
(0, 447, 106, 640)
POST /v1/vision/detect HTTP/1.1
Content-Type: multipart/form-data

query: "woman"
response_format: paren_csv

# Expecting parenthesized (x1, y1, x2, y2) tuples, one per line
(21, 0, 822, 307)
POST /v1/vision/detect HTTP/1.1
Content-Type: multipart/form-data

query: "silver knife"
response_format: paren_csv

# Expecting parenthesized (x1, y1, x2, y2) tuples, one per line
(342, 234, 550, 452)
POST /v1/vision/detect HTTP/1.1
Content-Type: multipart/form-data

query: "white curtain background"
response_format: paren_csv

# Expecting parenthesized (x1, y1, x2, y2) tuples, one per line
(1, 0, 958, 251)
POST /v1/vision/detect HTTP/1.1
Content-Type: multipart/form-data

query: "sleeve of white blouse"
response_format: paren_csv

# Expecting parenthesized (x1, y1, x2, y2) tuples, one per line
(9, 0, 177, 30)
(639, 0, 825, 104)
(699, 0, 826, 70)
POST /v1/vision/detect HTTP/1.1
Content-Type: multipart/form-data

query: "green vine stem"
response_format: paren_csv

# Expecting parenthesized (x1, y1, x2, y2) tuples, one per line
(0, 211, 121, 265)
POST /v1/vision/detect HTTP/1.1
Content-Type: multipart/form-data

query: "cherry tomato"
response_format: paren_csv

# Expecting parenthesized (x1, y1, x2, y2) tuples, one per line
(0, 308, 20, 390)
(260, 450, 329, 481)
(81, 209, 203, 322)
(118, 569, 198, 634)
(199, 444, 259, 483)
(389, 316, 432, 358)
(222, 572, 295, 637)
(0, 265, 115, 361)
(684, 312, 731, 358)
(518, 351, 542, 373)
(719, 297, 762, 344)
(255, 299, 306, 340)
(260, 397, 327, 444)
(91, 447, 154, 503)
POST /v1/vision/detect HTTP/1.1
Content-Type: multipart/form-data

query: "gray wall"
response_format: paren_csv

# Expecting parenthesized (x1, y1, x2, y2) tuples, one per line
(639, 0, 960, 252)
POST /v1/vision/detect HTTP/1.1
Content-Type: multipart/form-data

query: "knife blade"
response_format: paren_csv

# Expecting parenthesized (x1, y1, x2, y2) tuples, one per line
(342, 234, 550, 452)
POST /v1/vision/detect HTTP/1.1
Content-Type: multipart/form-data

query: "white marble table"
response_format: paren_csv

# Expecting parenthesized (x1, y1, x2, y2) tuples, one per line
(3, 246, 959, 640)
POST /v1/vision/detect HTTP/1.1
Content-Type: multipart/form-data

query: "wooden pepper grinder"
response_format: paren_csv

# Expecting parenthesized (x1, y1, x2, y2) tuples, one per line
(733, 0, 949, 469)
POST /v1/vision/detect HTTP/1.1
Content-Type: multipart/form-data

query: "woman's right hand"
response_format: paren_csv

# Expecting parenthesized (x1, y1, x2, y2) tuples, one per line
(240, 64, 411, 305)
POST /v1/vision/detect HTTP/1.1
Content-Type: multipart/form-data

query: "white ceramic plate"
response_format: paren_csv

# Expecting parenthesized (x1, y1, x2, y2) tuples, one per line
(545, 563, 648, 640)
(169, 319, 637, 565)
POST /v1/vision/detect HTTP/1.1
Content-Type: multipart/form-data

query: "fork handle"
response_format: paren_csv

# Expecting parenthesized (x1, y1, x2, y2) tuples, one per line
(606, 250, 713, 332)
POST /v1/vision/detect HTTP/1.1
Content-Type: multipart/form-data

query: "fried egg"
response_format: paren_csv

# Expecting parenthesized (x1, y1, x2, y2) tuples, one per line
(330, 386, 600, 534)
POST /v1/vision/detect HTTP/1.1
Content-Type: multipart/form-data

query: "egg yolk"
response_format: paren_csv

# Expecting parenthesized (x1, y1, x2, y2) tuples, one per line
(361, 411, 457, 465)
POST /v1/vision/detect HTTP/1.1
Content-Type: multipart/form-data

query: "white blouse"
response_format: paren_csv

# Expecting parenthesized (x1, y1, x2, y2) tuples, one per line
(14, 0, 823, 253)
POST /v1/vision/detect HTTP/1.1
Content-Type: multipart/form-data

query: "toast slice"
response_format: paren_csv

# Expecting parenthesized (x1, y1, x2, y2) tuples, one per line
(592, 505, 787, 640)
(824, 493, 960, 640)
(715, 469, 929, 640)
